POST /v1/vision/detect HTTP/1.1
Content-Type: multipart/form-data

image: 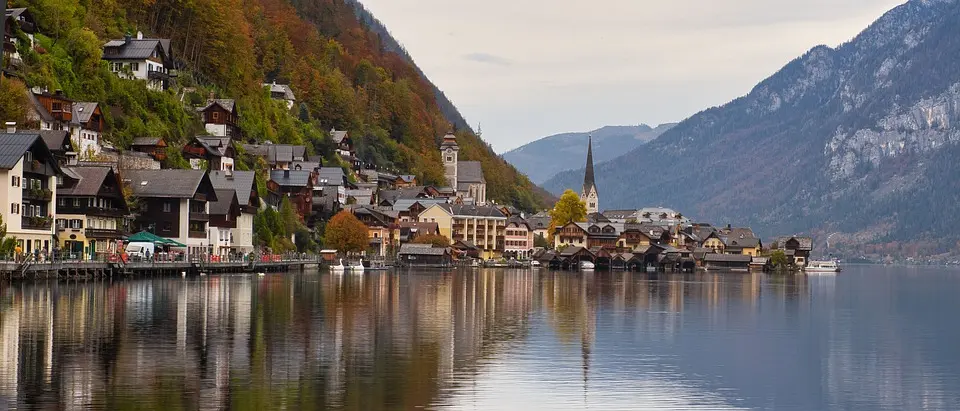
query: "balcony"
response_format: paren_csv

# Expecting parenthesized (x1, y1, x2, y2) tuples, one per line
(147, 69, 170, 80)
(23, 187, 52, 201)
(22, 216, 52, 230)
(189, 212, 209, 222)
(189, 230, 206, 239)
(85, 228, 125, 238)
(24, 160, 56, 176)
(58, 205, 126, 217)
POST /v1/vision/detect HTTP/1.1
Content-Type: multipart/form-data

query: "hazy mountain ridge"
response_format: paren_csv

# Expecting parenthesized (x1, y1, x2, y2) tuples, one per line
(544, 0, 960, 258)
(503, 124, 675, 184)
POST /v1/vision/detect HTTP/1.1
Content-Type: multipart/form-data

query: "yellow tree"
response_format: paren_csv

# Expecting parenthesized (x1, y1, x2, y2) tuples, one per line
(548, 189, 587, 243)
(324, 210, 369, 254)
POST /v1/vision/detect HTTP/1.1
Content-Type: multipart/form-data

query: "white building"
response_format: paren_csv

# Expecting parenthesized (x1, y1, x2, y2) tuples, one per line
(102, 32, 173, 91)
(208, 170, 259, 254)
(0, 128, 62, 254)
(70, 102, 104, 160)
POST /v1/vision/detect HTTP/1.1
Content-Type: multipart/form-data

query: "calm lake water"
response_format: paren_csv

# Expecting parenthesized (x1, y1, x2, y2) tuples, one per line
(2, 266, 960, 410)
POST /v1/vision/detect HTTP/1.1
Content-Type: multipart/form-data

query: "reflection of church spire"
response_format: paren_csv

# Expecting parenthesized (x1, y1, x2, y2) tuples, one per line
(581, 328, 591, 401)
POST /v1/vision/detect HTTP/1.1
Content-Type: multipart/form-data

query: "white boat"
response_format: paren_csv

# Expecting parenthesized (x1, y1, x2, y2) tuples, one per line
(347, 258, 364, 272)
(530, 260, 541, 268)
(580, 261, 595, 270)
(805, 260, 841, 273)
(330, 259, 345, 272)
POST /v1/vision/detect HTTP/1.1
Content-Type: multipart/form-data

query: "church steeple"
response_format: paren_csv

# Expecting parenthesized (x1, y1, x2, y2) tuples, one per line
(580, 136, 599, 214)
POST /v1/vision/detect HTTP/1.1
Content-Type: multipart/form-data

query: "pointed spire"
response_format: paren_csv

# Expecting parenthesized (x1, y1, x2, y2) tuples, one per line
(583, 135, 596, 192)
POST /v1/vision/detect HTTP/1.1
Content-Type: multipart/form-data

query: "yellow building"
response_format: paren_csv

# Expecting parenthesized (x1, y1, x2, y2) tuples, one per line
(418, 204, 506, 259)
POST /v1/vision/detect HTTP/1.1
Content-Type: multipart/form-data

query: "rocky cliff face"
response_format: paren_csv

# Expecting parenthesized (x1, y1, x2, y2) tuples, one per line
(543, 0, 960, 258)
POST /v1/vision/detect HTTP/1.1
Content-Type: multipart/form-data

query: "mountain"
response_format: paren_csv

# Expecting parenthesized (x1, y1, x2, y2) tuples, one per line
(544, 0, 960, 258)
(8, 0, 547, 211)
(503, 124, 674, 184)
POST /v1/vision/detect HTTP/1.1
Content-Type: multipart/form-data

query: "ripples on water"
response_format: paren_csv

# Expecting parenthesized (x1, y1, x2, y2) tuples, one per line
(1, 267, 960, 410)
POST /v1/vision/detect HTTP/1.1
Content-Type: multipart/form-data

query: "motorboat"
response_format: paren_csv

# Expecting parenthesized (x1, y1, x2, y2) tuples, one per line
(805, 260, 841, 273)
(330, 259, 345, 272)
(580, 261, 595, 271)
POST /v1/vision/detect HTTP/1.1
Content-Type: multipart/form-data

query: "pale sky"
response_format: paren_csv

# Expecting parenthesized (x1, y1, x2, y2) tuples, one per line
(359, 0, 906, 153)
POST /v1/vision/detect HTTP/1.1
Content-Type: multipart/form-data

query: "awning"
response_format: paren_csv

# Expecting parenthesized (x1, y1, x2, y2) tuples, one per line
(127, 231, 187, 247)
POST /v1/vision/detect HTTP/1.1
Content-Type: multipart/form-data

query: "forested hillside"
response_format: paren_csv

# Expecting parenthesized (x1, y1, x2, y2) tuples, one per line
(6, 0, 547, 211)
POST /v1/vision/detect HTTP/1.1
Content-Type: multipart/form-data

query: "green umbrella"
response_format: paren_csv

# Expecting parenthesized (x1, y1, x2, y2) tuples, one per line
(127, 231, 186, 248)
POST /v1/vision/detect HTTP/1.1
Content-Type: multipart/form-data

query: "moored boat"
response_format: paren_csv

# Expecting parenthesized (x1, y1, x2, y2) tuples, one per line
(580, 261, 595, 271)
(805, 260, 841, 273)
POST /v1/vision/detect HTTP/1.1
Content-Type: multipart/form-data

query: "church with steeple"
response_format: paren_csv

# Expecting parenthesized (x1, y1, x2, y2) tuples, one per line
(440, 132, 487, 205)
(581, 136, 599, 214)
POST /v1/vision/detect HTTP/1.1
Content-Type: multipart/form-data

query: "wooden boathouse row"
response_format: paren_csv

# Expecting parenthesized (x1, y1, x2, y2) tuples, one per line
(0, 256, 323, 280)
(535, 245, 698, 272)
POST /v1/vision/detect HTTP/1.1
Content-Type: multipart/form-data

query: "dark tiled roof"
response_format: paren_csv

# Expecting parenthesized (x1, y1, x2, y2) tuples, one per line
(458, 161, 485, 184)
(38, 130, 72, 152)
(270, 169, 312, 187)
(72, 102, 98, 125)
(26, 92, 53, 122)
(724, 237, 761, 248)
(0, 133, 41, 169)
(317, 167, 345, 185)
(199, 99, 236, 113)
(209, 189, 238, 216)
(132, 137, 163, 146)
(704, 254, 753, 263)
(59, 166, 112, 196)
(399, 244, 448, 256)
(208, 170, 256, 207)
(195, 136, 232, 156)
(102, 38, 169, 61)
(123, 169, 212, 199)
(264, 83, 296, 100)
(438, 203, 505, 218)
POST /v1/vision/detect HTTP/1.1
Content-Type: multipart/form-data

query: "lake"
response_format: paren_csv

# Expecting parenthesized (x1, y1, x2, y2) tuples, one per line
(1, 266, 959, 410)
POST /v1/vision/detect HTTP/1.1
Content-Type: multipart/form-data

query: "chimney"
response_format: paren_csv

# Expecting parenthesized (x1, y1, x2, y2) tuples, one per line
(5, 122, 16, 133)
(54, 89, 63, 97)
(136, 31, 143, 40)
(124, 32, 132, 44)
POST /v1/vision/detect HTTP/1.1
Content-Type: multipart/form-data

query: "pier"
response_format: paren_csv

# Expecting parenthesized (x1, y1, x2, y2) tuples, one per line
(0, 254, 323, 280)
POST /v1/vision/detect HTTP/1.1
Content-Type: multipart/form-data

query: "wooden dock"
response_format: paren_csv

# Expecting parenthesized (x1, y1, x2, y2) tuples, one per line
(0, 256, 323, 280)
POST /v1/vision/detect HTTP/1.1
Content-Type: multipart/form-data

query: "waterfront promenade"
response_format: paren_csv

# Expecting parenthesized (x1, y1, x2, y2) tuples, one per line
(0, 254, 323, 280)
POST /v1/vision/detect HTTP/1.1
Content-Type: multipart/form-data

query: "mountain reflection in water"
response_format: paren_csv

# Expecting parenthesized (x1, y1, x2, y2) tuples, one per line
(1, 267, 959, 410)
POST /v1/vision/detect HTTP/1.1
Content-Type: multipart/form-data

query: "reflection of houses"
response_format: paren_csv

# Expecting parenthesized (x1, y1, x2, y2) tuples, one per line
(773, 236, 814, 267)
(0, 130, 64, 254)
(56, 166, 129, 259)
(102, 32, 173, 90)
(208, 170, 259, 254)
(124, 169, 218, 256)
(198, 99, 240, 138)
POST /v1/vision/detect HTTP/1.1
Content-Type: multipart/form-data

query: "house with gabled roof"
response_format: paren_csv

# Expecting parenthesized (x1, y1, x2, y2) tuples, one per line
(123, 169, 218, 256)
(4, 8, 37, 69)
(208, 170, 259, 254)
(330, 128, 354, 158)
(71, 102, 104, 159)
(102, 32, 174, 90)
(199, 98, 240, 137)
(55, 166, 128, 259)
(270, 169, 314, 219)
(130, 137, 167, 162)
(37, 130, 76, 166)
(27, 89, 72, 131)
(264, 82, 296, 109)
(0, 129, 66, 255)
(182, 136, 235, 172)
(241, 142, 306, 170)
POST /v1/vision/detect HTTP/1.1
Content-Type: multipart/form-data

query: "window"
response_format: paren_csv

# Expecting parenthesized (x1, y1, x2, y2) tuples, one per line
(52, 102, 62, 112)
(56, 175, 63, 186)
(111, 62, 122, 72)
(130, 62, 139, 71)
(10, 203, 18, 214)
(162, 202, 171, 213)
(56, 219, 66, 229)
(446, 156, 452, 162)
(58, 198, 66, 207)
(212, 112, 220, 121)
(73, 198, 80, 207)
(24, 152, 32, 164)
(70, 219, 82, 229)
(10, 176, 16, 187)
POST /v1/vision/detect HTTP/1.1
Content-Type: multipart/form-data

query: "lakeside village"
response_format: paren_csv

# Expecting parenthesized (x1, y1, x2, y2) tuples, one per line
(0, 9, 822, 276)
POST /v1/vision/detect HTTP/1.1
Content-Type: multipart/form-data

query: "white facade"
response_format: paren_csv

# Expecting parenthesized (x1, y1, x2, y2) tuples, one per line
(204, 123, 227, 137)
(108, 59, 165, 90)
(231, 212, 255, 253)
(72, 128, 101, 160)
(0, 156, 58, 254)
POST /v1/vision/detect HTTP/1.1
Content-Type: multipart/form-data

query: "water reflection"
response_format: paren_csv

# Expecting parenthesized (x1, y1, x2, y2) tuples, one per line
(0, 268, 958, 410)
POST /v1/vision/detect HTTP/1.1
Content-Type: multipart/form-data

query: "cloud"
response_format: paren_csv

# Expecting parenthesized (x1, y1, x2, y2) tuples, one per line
(463, 52, 512, 66)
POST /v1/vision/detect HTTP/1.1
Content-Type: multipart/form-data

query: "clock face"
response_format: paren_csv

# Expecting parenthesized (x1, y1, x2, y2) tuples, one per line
(446, 148, 453, 154)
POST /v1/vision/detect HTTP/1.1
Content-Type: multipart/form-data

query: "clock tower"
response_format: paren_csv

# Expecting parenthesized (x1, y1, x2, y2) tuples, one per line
(440, 132, 459, 188)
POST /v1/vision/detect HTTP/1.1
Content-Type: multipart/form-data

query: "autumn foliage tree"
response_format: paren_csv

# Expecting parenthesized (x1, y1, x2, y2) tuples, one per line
(548, 189, 588, 244)
(324, 210, 368, 255)
(411, 233, 450, 248)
